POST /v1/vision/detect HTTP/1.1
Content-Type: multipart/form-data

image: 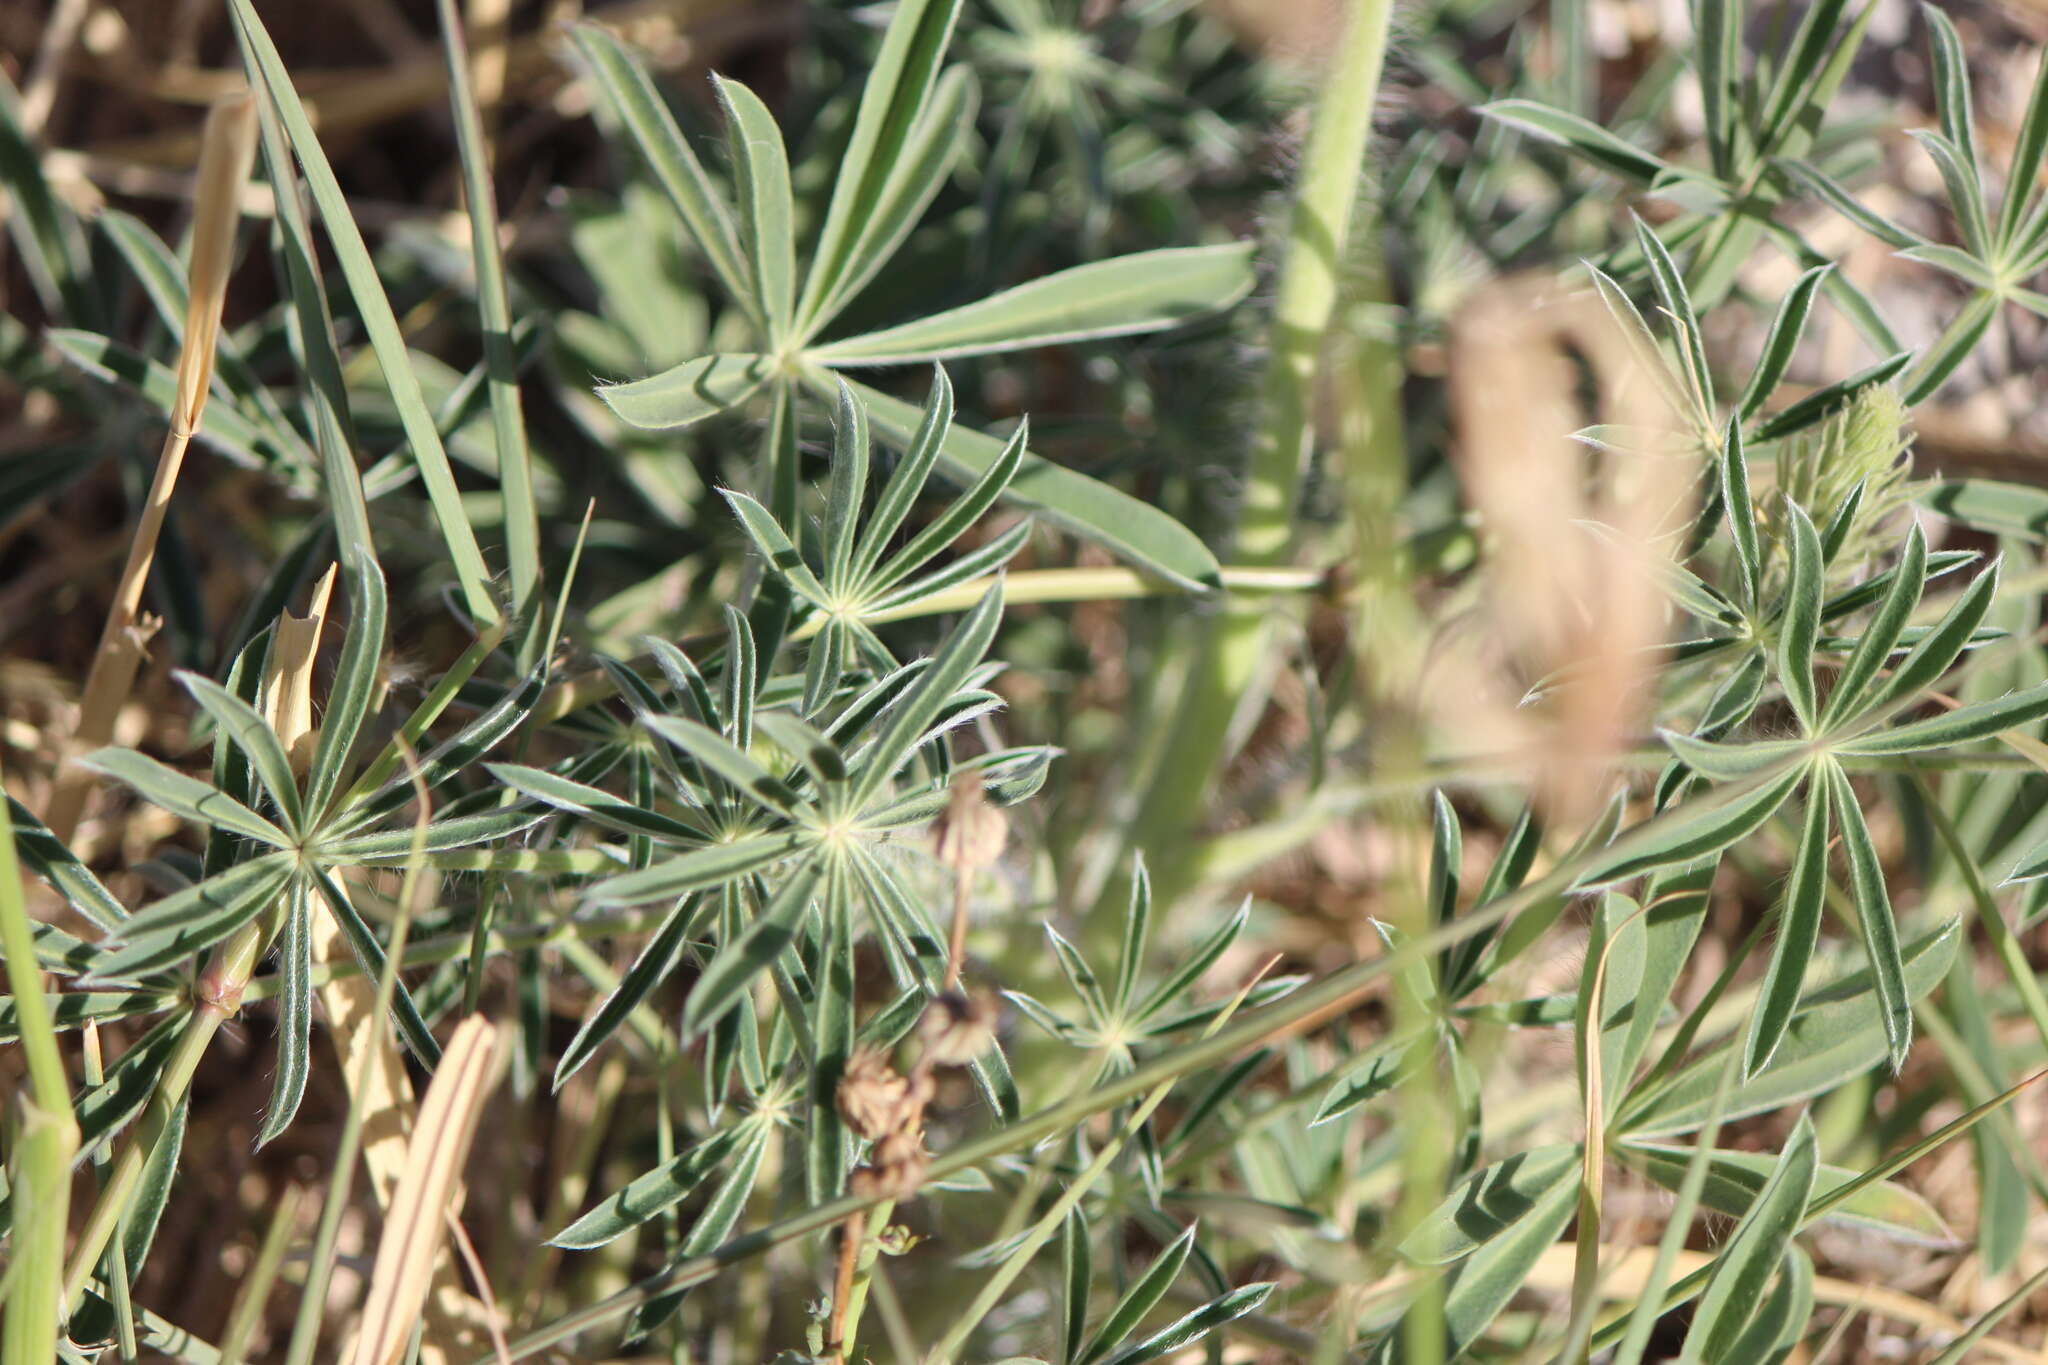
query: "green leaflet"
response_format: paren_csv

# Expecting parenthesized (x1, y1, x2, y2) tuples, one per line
(89, 853, 296, 982)
(600, 353, 772, 431)
(712, 76, 796, 340)
(815, 244, 1257, 365)
(1573, 763, 1803, 889)
(1619, 1142, 1947, 1244)
(1743, 777, 1830, 1076)
(1837, 679, 2048, 758)
(1680, 1116, 1817, 1362)
(551, 1123, 752, 1249)
(679, 856, 824, 1040)
(1398, 1143, 1582, 1265)
(1478, 99, 1667, 182)
(1776, 501, 1823, 729)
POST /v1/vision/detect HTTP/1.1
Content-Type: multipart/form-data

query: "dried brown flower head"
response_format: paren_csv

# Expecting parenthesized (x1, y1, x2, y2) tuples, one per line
(835, 1046, 914, 1141)
(919, 991, 996, 1067)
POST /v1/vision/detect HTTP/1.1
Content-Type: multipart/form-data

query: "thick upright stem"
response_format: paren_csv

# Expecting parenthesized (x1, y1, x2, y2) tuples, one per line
(1124, 0, 1396, 903)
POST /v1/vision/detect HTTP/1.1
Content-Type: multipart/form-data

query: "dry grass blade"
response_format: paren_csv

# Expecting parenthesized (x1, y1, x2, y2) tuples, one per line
(1440, 273, 1688, 823)
(43, 88, 258, 844)
(267, 564, 337, 769)
(348, 1014, 507, 1365)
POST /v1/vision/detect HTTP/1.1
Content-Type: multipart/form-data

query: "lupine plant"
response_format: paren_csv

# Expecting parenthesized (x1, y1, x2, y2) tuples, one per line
(16, 0, 2048, 1361)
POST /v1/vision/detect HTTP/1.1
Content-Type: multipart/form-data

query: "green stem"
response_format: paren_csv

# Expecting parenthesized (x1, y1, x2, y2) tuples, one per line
(62, 912, 270, 1308)
(1125, 0, 1396, 903)
(0, 779, 78, 1365)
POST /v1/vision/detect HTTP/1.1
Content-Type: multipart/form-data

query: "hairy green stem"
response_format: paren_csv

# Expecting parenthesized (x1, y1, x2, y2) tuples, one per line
(1125, 0, 1396, 904)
